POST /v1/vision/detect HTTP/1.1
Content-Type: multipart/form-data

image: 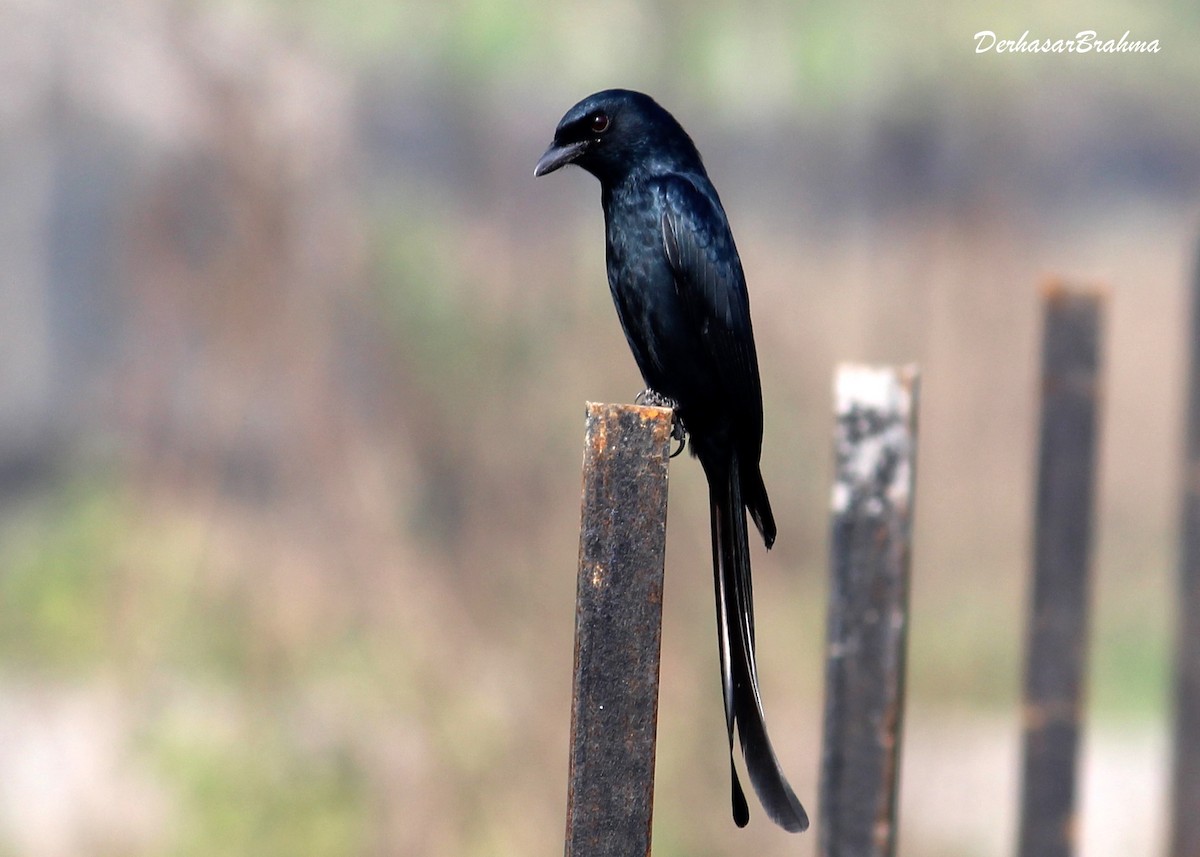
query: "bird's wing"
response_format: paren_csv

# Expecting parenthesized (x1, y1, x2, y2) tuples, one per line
(655, 174, 762, 419)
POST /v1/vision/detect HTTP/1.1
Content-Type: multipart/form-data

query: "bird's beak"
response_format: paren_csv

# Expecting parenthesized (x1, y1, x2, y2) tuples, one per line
(534, 140, 588, 177)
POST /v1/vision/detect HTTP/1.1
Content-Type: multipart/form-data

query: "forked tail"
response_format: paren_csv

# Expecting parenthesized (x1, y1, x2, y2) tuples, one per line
(707, 451, 808, 832)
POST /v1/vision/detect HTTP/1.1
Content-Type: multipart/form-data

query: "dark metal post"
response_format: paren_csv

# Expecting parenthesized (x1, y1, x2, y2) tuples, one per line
(820, 364, 920, 857)
(1017, 283, 1106, 857)
(1172, 247, 1200, 857)
(565, 402, 672, 857)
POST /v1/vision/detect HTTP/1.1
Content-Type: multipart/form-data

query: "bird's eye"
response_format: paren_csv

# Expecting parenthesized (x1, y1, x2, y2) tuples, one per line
(590, 112, 611, 134)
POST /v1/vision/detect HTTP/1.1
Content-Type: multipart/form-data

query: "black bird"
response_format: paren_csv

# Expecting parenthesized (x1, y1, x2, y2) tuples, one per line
(535, 89, 808, 833)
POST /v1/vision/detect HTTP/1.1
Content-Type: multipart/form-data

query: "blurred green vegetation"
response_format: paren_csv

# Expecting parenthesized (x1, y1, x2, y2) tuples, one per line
(0, 483, 127, 671)
(0, 484, 373, 856)
(150, 721, 368, 857)
(4, 483, 266, 681)
(250, 0, 1200, 115)
(375, 209, 540, 404)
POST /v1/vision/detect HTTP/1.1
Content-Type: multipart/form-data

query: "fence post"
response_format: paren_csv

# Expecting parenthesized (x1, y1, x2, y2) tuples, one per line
(1172, 246, 1200, 857)
(820, 364, 920, 857)
(564, 402, 672, 857)
(1017, 283, 1106, 857)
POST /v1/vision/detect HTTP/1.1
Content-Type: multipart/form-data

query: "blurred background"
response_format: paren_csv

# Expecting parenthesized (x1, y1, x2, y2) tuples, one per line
(1, 0, 1197, 855)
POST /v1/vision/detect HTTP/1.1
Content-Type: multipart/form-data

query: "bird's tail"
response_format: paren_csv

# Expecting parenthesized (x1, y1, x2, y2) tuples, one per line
(708, 451, 808, 833)
(742, 459, 777, 549)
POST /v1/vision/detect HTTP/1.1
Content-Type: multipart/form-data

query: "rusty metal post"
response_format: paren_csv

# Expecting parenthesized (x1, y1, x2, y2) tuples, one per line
(1172, 246, 1200, 857)
(820, 364, 920, 857)
(565, 402, 672, 857)
(1017, 283, 1106, 857)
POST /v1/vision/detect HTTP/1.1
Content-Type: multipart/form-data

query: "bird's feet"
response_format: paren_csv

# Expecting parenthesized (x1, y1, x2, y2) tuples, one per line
(636, 388, 676, 409)
(635, 388, 687, 457)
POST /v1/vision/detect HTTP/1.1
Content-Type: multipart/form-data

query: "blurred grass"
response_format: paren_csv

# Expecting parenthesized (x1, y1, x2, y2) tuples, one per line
(1091, 559, 1173, 721)
(0, 481, 130, 672)
(0, 483, 374, 855)
(149, 718, 368, 857)
(1, 481, 274, 681)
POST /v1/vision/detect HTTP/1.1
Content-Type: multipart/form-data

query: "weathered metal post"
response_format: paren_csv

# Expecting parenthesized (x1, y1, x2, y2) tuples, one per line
(564, 402, 672, 857)
(820, 364, 920, 857)
(1172, 246, 1200, 857)
(1017, 282, 1106, 857)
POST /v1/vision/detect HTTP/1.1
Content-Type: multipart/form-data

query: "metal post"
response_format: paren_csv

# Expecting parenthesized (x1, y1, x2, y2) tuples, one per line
(1172, 246, 1200, 857)
(1017, 283, 1106, 857)
(820, 364, 920, 857)
(564, 402, 672, 857)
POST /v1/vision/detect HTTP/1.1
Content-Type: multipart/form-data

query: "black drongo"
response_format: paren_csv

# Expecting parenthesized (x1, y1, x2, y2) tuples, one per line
(535, 89, 808, 833)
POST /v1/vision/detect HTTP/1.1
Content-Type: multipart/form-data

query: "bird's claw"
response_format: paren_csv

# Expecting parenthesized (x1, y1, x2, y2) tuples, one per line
(669, 425, 687, 458)
(636, 388, 687, 457)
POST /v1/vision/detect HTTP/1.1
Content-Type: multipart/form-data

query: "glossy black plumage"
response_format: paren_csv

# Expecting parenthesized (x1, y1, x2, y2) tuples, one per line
(535, 89, 808, 833)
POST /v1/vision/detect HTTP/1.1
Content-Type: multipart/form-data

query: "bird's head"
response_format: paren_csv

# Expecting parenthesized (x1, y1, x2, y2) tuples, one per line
(534, 89, 702, 184)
